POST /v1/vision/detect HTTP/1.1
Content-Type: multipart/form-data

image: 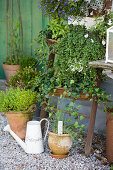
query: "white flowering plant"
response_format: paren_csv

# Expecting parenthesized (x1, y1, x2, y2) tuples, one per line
(53, 24, 105, 92)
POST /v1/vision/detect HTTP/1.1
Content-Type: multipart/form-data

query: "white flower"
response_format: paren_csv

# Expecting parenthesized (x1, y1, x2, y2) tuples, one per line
(78, 66, 83, 72)
(91, 39, 94, 43)
(84, 34, 88, 38)
(70, 62, 83, 72)
(90, 11, 93, 16)
(108, 19, 112, 26)
(102, 40, 106, 46)
(70, 65, 75, 72)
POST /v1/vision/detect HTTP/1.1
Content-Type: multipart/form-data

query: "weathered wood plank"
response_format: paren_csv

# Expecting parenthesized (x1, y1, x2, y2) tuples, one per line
(89, 60, 113, 70)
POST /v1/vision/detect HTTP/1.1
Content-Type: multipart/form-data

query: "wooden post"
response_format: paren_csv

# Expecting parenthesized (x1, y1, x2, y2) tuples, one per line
(85, 69, 102, 156)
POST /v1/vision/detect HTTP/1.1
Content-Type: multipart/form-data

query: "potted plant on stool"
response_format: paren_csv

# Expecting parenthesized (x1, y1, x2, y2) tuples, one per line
(0, 87, 38, 140)
(48, 98, 72, 159)
(48, 96, 85, 159)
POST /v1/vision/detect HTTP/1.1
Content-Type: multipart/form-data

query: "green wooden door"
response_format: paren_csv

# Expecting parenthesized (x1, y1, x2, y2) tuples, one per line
(0, 0, 48, 79)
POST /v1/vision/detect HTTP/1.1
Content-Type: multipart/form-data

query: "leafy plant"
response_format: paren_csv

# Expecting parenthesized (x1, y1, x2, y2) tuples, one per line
(7, 67, 38, 89)
(53, 24, 105, 87)
(48, 17, 69, 39)
(49, 95, 85, 141)
(90, 10, 113, 42)
(33, 28, 50, 64)
(5, 23, 23, 65)
(0, 87, 38, 112)
(19, 56, 38, 69)
(32, 68, 56, 100)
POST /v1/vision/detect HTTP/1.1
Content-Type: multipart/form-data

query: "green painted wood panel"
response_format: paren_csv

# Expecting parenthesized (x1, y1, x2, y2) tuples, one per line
(0, 0, 48, 79)
(31, 0, 42, 55)
(20, 0, 32, 55)
(0, 0, 6, 78)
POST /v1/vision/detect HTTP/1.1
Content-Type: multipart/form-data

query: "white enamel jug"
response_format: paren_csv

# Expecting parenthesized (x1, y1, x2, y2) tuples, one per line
(4, 118, 49, 154)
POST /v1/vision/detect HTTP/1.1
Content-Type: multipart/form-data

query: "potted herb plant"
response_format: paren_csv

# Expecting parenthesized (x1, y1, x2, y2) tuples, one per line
(7, 56, 39, 89)
(48, 96, 85, 159)
(7, 67, 38, 89)
(2, 23, 22, 81)
(0, 87, 38, 140)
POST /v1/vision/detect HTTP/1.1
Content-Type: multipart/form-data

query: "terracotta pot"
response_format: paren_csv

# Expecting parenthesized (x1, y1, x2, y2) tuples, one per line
(49, 86, 90, 101)
(5, 104, 36, 140)
(46, 39, 57, 46)
(48, 131, 72, 156)
(2, 63, 20, 81)
(106, 108, 113, 163)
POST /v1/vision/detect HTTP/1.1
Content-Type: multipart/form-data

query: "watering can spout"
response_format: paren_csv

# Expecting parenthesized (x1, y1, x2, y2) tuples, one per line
(4, 125, 26, 151)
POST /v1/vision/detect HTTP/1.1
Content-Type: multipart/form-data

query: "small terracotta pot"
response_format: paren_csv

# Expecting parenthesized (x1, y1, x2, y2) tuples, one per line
(5, 104, 36, 140)
(2, 63, 20, 81)
(49, 86, 90, 101)
(48, 132, 72, 156)
(106, 108, 113, 163)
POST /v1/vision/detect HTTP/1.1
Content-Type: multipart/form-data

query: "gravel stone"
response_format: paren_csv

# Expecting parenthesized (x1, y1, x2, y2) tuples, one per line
(0, 115, 110, 170)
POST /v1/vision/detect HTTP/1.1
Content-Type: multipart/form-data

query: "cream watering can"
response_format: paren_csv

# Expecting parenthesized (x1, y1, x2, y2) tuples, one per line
(4, 118, 49, 154)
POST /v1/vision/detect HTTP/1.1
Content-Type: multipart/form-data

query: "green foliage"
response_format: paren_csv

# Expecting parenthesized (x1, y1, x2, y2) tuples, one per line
(111, 164, 113, 170)
(33, 22, 111, 115)
(33, 29, 50, 63)
(91, 11, 113, 42)
(0, 87, 37, 112)
(5, 22, 23, 65)
(48, 18, 69, 39)
(32, 68, 56, 100)
(19, 56, 38, 69)
(8, 67, 38, 89)
(33, 10, 113, 141)
(49, 94, 85, 141)
(53, 24, 105, 88)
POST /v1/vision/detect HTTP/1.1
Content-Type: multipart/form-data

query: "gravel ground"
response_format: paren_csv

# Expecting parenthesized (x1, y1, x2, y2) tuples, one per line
(0, 114, 111, 170)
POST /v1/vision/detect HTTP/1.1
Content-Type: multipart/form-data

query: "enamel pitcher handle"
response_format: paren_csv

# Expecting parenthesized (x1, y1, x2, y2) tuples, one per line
(40, 118, 49, 141)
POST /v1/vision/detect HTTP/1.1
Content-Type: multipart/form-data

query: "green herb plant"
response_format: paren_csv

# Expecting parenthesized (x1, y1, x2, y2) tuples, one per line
(7, 67, 38, 89)
(0, 87, 37, 112)
(19, 56, 38, 70)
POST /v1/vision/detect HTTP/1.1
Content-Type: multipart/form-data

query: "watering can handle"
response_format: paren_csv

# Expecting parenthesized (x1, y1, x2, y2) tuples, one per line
(40, 118, 49, 141)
